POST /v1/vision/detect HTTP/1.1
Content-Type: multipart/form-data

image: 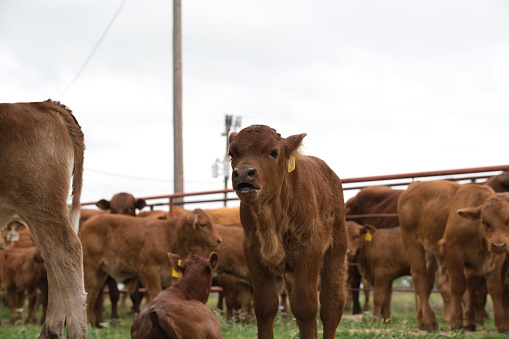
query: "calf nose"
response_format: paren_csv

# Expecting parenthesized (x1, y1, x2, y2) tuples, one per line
(491, 242, 507, 252)
(233, 167, 256, 182)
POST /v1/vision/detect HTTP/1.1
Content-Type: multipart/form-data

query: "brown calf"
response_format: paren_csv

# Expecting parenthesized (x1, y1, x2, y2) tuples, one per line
(346, 221, 410, 322)
(228, 125, 347, 338)
(485, 171, 509, 193)
(131, 252, 222, 339)
(0, 247, 48, 324)
(96, 192, 147, 216)
(399, 180, 509, 333)
(0, 100, 86, 338)
(80, 209, 222, 325)
(345, 186, 403, 315)
(0, 219, 34, 249)
(173, 206, 241, 225)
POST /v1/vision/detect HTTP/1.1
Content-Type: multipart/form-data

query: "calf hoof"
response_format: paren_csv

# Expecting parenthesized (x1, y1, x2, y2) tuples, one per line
(463, 325, 476, 332)
(110, 318, 121, 328)
(419, 322, 438, 332)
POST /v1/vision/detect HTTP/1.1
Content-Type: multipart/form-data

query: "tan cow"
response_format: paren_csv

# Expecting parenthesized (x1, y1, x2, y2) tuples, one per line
(399, 180, 509, 333)
(0, 100, 86, 338)
(228, 125, 347, 339)
(173, 206, 241, 225)
(80, 209, 222, 325)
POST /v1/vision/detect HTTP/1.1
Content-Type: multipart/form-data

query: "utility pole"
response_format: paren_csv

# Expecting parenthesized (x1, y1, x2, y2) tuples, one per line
(173, 0, 183, 203)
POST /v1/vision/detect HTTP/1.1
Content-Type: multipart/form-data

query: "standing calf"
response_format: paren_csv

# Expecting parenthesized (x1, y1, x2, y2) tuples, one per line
(131, 252, 222, 339)
(0, 100, 86, 338)
(228, 125, 347, 338)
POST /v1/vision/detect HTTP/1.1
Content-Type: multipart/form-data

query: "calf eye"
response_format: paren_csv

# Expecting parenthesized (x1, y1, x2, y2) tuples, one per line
(200, 224, 207, 228)
(481, 220, 490, 227)
(270, 150, 278, 158)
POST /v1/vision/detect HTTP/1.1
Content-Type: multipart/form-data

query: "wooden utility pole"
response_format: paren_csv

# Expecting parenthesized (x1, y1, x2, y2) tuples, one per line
(173, 0, 184, 200)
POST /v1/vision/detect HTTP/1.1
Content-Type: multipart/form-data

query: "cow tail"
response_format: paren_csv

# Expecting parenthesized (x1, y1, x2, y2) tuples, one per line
(149, 306, 180, 339)
(48, 100, 85, 233)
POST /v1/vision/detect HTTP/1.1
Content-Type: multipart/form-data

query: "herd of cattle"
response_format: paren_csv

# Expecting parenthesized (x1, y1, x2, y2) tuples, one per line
(2, 101, 509, 338)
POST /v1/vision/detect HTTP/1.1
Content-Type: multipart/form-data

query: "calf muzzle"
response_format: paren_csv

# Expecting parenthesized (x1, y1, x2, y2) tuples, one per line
(491, 242, 507, 253)
(233, 167, 260, 193)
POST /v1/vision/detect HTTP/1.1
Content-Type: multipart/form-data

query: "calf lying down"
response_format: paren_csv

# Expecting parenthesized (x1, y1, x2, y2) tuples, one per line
(131, 252, 222, 339)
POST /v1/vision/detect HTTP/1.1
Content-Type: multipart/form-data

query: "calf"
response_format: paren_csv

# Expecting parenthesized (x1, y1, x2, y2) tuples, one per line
(131, 252, 222, 339)
(485, 171, 509, 193)
(228, 125, 347, 338)
(0, 219, 34, 249)
(96, 192, 147, 216)
(80, 209, 222, 325)
(346, 221, 410, 323)
(399, 180, 509, 333)
(174, 206, 241, 225)
(0, 247, 48, 324)
(0, 100, 86, 338)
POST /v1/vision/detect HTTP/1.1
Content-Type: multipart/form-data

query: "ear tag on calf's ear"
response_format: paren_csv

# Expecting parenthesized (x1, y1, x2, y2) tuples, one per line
(172, 259, 182, 278)
(364, 230, 372, 242)
(7, 230, 19, 242)
(288, 156, 296, 172)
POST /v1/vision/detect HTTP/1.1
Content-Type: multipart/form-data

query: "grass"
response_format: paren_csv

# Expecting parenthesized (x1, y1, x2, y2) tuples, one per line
(1, 287, 508, 338)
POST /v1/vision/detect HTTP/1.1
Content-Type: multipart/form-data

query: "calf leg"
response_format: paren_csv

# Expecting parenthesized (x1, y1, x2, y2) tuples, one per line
(107, 277, 120, 322)
(485, 263, 509, 333)
(320, 234, 347, 339)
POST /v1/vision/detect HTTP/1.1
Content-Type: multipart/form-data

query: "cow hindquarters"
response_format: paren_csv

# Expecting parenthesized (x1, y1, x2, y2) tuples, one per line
(320, 227, 347, 339)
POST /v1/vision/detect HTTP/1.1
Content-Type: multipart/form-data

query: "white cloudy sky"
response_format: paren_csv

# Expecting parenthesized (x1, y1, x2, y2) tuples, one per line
(1, 0, 508, 207)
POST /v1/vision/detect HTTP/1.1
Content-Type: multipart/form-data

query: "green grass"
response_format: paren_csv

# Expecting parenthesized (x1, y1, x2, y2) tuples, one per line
(0, 289, 507, 338)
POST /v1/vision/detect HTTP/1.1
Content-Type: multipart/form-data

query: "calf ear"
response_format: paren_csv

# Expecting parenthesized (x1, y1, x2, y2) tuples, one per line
(135, 199, 147, 210)
(457, 206, 482, 221)
(229, 132, 238, 145)
(96, 199, 111, 211)
(284, 133, 306, 155)
(168, 253, 184, 272)
(209, 252, 219, 271)
(185, 212, 198, 229)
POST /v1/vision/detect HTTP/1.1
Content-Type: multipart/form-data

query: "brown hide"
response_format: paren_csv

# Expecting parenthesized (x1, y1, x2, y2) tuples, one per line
(173, 206, 241, 225)
(130, 252, 222, 339)
(345, 186, 403, 228)
(0, 100, 86, 338)
(137, 210, 169, 219)
(96, 192, 147, 216)
(399, 180, 509, 333)
(346, 221, 410, 322)
(80, 209, 222, 325)
(485, 171, 509, 193)
(214, 275, 252, 324)
(228, 125, 347, 339)
(0, 247, 48, 325)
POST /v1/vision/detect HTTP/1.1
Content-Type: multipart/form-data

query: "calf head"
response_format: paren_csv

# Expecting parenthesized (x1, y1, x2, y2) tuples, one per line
(96, 192, 147, 216)
(168, 252, 219, 302)
(458, 196, 509, 253)
(181, 209, 223, 249)
(228, 125, 306, 204)
(0, 220, 28, 249)
(346, 221, 376, 258)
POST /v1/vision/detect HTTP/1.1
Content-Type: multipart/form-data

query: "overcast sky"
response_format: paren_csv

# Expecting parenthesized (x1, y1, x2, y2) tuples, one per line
(1, 0, 508, 207)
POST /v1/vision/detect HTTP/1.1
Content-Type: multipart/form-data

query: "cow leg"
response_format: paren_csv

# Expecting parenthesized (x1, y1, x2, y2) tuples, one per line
(93, 288, 105, 327)
(84, 268, 109, 327)
(484, 263, 509, 333)
(246, 250, 279, 339)
(464, 274, 482, 330)
(319, 231, 347, 339)
(6, 287, 22, 324)
(139, 267, 163, 302)
(26, 289, 39, 324)
(403, 241, 437, 331)
(106, 277, 120, 323)
(446, 258, 467, 331)
(129, 282, 145, 315)
(347, 260, 362, 314)
(381, 284, 393, 323)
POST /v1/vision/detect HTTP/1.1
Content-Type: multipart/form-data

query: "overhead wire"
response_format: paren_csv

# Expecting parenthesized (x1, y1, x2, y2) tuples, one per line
(59, 0, 128, 99)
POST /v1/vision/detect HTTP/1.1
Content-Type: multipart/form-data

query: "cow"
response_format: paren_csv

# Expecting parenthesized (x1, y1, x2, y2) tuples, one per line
(346, 221, 410, 323)
(130, 252, 222, 339)
(0, 100, 86, 338)
(399, 180, 509, 333)
(485, 171, 509, 193)
(228, 124, 348, 339)
(137, 210, 169, 219)
(0, 247, 48, 324)
(344, 186, 403, 314)
(80, 193, 147, 326)
(80, 209, 222, 325)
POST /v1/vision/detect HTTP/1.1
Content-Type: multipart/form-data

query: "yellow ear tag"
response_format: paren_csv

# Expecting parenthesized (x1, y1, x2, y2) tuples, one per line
(288, 156, 296, 173)
(172, 259, 181, 278)
(364, 230, 372, 242)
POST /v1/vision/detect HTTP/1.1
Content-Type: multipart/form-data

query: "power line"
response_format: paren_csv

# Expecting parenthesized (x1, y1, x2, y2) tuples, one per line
(59, 0, 128, 99)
